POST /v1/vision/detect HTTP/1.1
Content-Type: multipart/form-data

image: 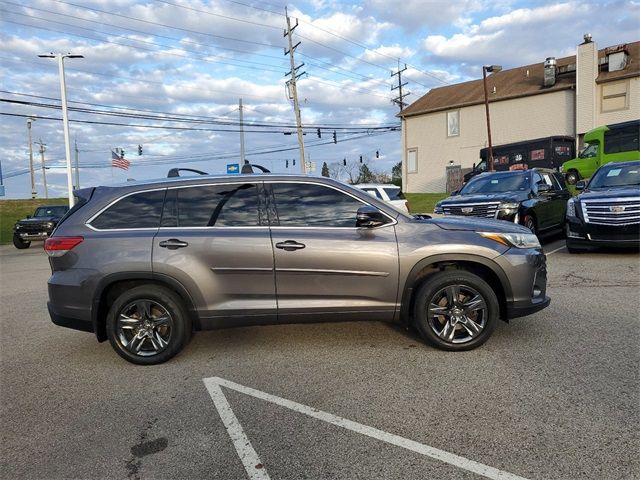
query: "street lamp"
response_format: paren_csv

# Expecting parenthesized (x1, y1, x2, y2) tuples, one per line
(38, 53, 84, 207)
(482, 64, 502, 172)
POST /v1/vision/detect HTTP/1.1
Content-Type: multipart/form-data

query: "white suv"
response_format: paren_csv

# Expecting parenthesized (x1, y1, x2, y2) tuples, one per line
(353, 184, 410, 213)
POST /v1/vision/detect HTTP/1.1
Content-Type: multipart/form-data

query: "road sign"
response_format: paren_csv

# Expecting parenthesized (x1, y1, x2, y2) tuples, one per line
(227, 163, 240, 174)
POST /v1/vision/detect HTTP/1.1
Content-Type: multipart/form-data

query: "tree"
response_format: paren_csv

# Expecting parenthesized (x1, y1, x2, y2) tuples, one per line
(321, 161, 330, 177)
(358, 163, 375, 183)
(391, 161, 402, 188)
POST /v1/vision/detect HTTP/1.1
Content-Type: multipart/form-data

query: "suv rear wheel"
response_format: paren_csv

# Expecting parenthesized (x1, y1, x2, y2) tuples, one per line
(106, 285, 192, 365)
(414, 270, 498, 351)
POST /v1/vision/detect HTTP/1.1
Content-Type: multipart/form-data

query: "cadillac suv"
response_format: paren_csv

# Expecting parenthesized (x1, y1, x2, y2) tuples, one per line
(46, 173, 550, 364)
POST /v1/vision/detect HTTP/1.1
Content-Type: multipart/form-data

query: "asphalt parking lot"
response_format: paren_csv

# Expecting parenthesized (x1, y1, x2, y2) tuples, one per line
(1, 239, 638, 480)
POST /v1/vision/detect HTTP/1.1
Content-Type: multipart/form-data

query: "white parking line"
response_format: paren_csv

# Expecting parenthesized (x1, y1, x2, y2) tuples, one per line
(545, 245, 566, 256)
(203, 376, 530, 480)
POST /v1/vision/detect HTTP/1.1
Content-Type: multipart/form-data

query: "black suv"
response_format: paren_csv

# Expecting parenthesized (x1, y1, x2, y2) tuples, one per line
(13, 205, 69, 249)
(435, 169, 570, 236)
(566, 160, 640, 252)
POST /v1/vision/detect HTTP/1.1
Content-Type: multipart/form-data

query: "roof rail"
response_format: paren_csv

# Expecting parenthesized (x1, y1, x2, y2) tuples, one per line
(241, 160, 271, 174)
(167, 168, 209, 178)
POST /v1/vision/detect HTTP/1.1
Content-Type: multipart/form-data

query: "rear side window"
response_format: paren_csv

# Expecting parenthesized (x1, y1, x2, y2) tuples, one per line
(604, 125, 639, 154)
(91, 190, 166, 230)
(162, 183, 261, 227)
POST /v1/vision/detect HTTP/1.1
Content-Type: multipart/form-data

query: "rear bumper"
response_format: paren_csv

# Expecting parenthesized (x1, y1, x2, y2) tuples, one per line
(48, 302, 94, 333)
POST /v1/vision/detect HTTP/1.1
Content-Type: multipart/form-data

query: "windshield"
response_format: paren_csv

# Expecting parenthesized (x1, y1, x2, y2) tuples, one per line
(34, 206, 68, 217)
(579, 143, 599, 158)
(588, 164, 640, 189)
(459, 173, 530, 194)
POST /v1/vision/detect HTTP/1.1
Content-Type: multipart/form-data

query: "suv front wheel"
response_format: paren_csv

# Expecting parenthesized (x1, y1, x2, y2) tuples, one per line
(106, 285, 192, 365)
(414, 270, 498, 351)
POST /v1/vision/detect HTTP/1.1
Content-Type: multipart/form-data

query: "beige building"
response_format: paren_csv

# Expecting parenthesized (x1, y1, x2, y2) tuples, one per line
(400, 37, 640, 193)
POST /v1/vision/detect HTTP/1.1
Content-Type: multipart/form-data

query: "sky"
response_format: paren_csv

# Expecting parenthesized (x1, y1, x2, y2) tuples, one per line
(1, 0, 638, 199)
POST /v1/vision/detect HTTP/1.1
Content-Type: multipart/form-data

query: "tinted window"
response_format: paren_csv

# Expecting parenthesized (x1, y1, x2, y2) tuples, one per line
(92, 190, 165, 230)
(34, 206, 68, 217)
(589, 163, 640, 188)
(604, 125, 639, 154)
(460, 173, 530, 194)
(165, 183, 260, 227)
(270, 183, 366, 227)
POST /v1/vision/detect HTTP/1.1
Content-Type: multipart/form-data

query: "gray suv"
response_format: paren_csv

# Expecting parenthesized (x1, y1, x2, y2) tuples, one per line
(46, 174, 549, 364)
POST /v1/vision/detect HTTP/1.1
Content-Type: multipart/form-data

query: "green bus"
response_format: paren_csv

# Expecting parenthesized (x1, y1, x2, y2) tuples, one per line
(561, 120, 640, 184)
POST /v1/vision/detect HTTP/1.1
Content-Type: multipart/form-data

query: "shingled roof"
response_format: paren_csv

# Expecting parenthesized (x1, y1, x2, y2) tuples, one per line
(400, 41, 640, 118)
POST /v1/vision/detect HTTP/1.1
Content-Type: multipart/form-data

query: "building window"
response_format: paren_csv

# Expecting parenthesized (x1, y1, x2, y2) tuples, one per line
(601, 81, 629, 112)
(407, 148, 418, 173)
(447, 110, 460, 137)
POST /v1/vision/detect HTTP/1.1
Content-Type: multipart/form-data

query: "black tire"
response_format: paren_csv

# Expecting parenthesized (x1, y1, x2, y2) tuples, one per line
(106, 285, 192, 365)
(565, 170, 580, 185)
(12, 234, 30, 249)
(413, 270, 499, 351)
(523, 214, 537, 235)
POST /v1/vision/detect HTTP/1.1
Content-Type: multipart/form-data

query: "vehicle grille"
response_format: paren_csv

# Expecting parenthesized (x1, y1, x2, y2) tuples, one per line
(442, 202, 500, 218)
(18, 224, 48, 234)
(581, 198, 640, 226)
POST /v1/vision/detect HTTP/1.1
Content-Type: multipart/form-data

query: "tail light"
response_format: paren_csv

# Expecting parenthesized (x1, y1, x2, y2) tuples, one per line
(44, 236, 83, 257)
(405, 200, 410, 212)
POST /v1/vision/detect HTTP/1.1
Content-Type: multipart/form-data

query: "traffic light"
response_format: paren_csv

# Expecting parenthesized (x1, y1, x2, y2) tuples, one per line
(286, 160, 289, 168)
(359, 155, 363, 163)
(138, 144, 142, 156)
(333, 131, 337, 144)
(293, 159, 296, 166)
(317, 128, 321, 138)
(343, 158, 346, 166)
(376, 150, 379, 158)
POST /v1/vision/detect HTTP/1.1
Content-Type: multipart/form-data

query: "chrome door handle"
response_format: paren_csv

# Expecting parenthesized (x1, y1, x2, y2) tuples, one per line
(275, 240, 306, 251)
(159, 239, 189, 250)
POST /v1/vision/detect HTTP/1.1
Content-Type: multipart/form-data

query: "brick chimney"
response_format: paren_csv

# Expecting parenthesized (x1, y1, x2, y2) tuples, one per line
(575, 34, 598, 137)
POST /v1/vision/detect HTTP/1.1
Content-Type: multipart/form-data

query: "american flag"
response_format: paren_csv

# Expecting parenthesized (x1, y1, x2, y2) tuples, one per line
(111, 150, 130, 170)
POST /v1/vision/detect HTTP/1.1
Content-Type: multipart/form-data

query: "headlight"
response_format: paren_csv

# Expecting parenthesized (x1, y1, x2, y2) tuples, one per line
(46, 222, 55, 228)
(434, 204, 444, 214)
(479, 232, 541, 249)
(559, 165, 565, 173)
(498, 202, 520, 214)
(566, 198, 576, 217)
(15, 224, 21, 230)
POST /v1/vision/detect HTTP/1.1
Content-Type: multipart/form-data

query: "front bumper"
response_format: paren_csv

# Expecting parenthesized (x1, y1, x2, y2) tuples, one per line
(15, 231, 50, 241)
(566, 217, 640, 248)
(495, 246, 549, 320)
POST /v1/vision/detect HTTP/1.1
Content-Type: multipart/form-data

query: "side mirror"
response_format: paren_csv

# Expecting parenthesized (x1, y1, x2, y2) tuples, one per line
(450, 189, 459, 196)
(537, 183, 552, 193)
(472, 163, 476, 170)
(26, 215, 31, 219)
(575, 180, 586, 191)
(356, 205, 387, 228)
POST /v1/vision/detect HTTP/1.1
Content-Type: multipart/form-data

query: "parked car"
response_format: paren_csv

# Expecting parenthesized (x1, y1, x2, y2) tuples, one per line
(560, 120, 640, 185)
(353, 183, 410, 213)
(565, 160, 640, 252)
(46, 172, 549, 364)
(434, 168, 570, 237)
(13, 204, 69, 249)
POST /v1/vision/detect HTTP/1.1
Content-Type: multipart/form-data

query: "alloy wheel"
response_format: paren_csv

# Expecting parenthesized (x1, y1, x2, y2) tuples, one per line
(116, 299, 173, 357)
(426, 284, 488, 344)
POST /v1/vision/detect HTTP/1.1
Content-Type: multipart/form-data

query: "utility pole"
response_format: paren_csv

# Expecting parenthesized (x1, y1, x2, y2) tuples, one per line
(391, 61, 410, 112)
(284, 7, 306, 174)
(38, 52, 83, 207)
(74, 139, 80, 189)
(239, 98, 245, 165)
(27, 117, 36, 198)
(35, 139, 48, 199)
